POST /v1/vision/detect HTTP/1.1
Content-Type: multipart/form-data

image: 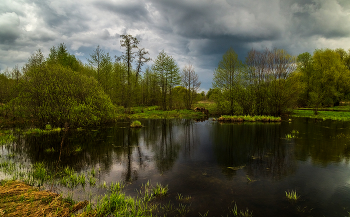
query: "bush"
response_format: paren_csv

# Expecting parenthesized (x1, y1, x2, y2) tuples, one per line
(12, 62, 116, 127)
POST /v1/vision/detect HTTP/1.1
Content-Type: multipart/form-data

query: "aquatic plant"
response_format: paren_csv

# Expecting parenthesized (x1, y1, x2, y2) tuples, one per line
(285, 190, 300, 201)
(45, 147, 55, 153)
(232, 203, 253, 217)
(75, 146, 82, 152)
(199, 211, 209, 217)
(153, 183, 168, 197)
(89, 176, 96, 186)
(177, 193, 183, 200)
(45, 124, 52, 130)
(285, 134, 295, 139)
(110, 181, 125, 192)
(176, 203, 190, 216)
(130, 120, 142, 128)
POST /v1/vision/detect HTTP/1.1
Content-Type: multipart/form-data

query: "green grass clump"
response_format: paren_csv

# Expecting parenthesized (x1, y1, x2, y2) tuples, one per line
(110, 181, 125, 192)
(217, 115, 281, 122)
(153, 183, 168, 197)
(285, 190, 300, 201)
(231, 203, 253, 217)
(130, 120, 142, 128)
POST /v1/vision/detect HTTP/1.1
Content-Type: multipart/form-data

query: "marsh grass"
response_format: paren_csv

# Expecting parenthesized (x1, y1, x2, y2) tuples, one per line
(110, 181, 125, 192)
(231, 203, 253, 217)
(285, 190, 300, 201)
(218, 115, 281, 123)
(0, 157, 177, 217)
(285, 134, 295, 139)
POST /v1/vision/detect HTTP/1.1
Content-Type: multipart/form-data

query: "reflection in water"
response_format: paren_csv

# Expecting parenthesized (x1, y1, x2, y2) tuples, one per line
(3, 118, 350, 216)
(212, 122, 297, 180)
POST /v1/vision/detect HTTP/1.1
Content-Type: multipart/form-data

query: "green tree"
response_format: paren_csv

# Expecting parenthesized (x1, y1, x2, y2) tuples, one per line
(152, 51, 181, 110)
(213, 48, 245, 115)
(297, 52, 313, 106)
(310, 49, 350, 112)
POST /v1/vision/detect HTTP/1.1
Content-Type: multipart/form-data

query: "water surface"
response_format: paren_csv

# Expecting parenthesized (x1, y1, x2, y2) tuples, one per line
(2, 118, 350, 216)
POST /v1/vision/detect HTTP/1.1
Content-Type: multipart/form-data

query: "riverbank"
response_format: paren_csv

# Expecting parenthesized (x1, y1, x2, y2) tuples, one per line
(0, 106, 205, 129)
(115, 106, 205, 120)
(292, 109, 350, 121)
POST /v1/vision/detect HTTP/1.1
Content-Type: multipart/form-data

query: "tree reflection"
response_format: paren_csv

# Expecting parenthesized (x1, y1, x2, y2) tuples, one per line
(7, 120, 183, 179)
(212, 122, 297, 180)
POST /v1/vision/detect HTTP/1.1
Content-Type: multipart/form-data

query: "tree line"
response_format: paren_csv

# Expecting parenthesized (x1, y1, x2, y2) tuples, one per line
(208, 47, 350, 116)
(0, 35, 201, 127)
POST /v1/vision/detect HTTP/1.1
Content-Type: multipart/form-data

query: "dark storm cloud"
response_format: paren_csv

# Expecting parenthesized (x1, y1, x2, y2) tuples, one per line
(0, 12, 21, 43)
(94, 0, 150, 25)
(1, 0, 350, 90)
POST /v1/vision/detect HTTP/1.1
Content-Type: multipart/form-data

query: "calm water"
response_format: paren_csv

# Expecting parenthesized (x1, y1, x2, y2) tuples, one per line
(2, 118, 350, 217)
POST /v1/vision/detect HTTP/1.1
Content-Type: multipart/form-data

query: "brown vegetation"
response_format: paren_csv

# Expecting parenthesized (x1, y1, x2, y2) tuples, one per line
(0, 181, 88, 217)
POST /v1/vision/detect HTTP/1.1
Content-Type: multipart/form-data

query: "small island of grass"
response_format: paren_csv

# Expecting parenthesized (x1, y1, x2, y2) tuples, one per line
(217, 115, 281, 122)
(130, 120, 142, 128)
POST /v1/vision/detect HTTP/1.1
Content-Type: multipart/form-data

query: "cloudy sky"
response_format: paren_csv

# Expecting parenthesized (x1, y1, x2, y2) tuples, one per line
(1, 0, 350, 90)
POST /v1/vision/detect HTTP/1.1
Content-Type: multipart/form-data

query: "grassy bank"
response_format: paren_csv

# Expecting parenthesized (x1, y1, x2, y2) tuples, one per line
(292, 109, 350, 121)
(0, 106, 205, 129)
(115, 106, 205, 120)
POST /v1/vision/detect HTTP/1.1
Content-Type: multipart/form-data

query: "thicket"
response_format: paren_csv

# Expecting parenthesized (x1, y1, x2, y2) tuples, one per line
(0, 37, 202, 127)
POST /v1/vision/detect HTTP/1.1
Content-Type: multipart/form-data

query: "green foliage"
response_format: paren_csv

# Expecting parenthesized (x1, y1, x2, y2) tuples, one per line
(12, 53, 116, 127)
(213, 48, 245, 115)
(297, 49, 350, 112)
(152, 50, 181, 110)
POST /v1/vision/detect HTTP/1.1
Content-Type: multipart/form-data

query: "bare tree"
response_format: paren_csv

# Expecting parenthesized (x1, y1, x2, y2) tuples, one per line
(182, 64, 201, 109)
